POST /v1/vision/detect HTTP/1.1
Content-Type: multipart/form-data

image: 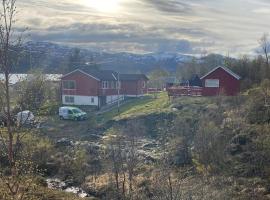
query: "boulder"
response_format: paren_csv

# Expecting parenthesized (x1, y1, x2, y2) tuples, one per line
(142, 143, 158, 150)
(56, 138, 74, 147)
(228, 143, 242, 155)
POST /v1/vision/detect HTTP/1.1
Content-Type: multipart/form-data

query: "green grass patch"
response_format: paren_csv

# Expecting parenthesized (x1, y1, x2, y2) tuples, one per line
(97, 92, 170, 124)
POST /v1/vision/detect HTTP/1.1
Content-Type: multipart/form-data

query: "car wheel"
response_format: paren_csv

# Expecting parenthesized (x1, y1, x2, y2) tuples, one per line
(60, 116, 64, 120)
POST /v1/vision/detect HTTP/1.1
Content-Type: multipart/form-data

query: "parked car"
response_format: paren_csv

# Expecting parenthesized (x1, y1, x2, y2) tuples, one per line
(59, 107, 87, 121)
(16, 110, 35, 126)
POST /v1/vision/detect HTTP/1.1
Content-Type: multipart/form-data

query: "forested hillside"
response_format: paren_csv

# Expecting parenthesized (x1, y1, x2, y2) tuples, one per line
(13, 42, 224, 74)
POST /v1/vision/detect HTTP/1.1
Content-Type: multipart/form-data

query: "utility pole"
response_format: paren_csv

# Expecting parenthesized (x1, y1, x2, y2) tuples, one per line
(117, 72, 120, 113)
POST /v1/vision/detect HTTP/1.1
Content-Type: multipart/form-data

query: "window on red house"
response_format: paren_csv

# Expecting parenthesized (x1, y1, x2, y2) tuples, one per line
(205, 79, 219, 88)
(102, 81, 109, 89)
(63, 80, 76, 89)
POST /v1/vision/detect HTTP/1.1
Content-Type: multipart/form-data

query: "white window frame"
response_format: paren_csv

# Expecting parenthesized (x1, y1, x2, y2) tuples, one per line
(205, 79, 220, 88)
(102, 81, 109, 89)
(63, 80, 76, 90)
(65, 96, 75, 103)
(91, 97, 95, 103)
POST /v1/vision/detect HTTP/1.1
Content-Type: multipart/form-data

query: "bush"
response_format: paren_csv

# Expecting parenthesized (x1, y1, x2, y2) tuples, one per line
(38, 102, 60, 116)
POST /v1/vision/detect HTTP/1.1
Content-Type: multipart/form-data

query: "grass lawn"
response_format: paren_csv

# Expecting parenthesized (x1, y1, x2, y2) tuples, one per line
(96, 92, 170, 124)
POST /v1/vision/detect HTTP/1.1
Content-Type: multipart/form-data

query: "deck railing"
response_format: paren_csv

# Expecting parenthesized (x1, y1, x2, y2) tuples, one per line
(167, 86, 203, 97)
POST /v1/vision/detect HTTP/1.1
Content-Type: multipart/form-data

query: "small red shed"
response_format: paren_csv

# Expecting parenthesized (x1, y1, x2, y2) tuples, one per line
(200, 66, 241, 96)
(120, 74, 148, 97)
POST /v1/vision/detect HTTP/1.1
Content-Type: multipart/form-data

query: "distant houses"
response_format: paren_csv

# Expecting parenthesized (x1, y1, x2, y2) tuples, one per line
(167, 66, 241, 97)
(61, 69, 148, 107)
(0, 73, 62, 85)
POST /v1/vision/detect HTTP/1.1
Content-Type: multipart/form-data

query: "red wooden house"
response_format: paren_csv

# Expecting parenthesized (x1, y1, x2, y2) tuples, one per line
(167, 66, 241, 97)
(201, 66, 241, 96)
(61, 69, 148, 107)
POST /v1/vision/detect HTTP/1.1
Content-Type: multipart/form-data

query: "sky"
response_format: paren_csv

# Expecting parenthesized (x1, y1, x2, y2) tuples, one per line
(15, 0, 270, 56)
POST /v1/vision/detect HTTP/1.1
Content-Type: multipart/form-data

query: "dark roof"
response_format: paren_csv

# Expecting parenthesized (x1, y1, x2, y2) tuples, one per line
(62, 69, 149, 81)
(85, 69, 118, 81)
(119, 74, 149, 81)
(62, 69, 117, 81)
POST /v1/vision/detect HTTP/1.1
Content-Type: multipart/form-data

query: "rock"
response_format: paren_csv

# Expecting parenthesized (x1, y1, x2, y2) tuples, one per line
(255, 187, 268, 195)
(172, 108, 178, 112)
(171, 105, 183, 110)
(142, 143, 158, 150)
(46, 178, 67, 190)
(56, 138, 74, 147)
(145, 155, 157, 163)
(47, 178, 90, 198)
(65, 187, 89, 197)
(228, 143, 242, 155)
(240, 188, 252, 194)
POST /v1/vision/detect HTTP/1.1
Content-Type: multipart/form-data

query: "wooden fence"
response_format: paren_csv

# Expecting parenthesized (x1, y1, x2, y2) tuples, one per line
(167, 86, 203, 97)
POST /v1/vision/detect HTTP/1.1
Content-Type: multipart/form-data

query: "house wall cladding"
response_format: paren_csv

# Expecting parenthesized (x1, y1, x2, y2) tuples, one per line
(121, 80, 147, 96)
(62, 71, 99, 96)
(62, 95, 99, 106)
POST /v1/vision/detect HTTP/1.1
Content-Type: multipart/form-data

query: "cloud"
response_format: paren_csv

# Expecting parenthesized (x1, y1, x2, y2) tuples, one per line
(252, 8, 270, 14)
(27, 22, 211, 54)
(140, 0, 192, 14)
(13, 0, 270, 56)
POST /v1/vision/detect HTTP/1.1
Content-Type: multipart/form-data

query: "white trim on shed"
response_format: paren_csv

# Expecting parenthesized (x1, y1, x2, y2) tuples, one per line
(200, 66, 241, 80)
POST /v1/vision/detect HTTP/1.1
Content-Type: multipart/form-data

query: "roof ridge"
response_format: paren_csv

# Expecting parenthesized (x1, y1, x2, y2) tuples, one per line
(200, 66, 241, 80)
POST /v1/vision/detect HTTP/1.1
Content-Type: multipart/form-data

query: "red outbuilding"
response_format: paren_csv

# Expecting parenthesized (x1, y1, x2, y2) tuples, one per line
(120, 74, 149, 97)
(200, 66, 241, 96)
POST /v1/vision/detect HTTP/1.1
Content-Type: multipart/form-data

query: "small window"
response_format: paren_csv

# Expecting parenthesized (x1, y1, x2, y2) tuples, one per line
(102, 81, 109, 89)
(68, 110, 73, 114)
(91, 97, 95, 103)
(63, 80, 76, 89)
(142, 81, 146, 88)
(205, 79, 219, 88)
(65, 96, 74, 103)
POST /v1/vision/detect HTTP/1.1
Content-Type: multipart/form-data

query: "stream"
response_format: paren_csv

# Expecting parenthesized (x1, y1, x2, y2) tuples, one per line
(46, 178, 89, 198)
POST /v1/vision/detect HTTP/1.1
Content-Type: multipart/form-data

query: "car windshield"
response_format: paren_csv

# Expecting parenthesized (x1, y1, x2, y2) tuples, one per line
(72, 108, 82, 114)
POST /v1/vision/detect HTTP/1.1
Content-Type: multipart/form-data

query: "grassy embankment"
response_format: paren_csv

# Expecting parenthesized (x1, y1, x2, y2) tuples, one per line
(97, 92, 170, 123)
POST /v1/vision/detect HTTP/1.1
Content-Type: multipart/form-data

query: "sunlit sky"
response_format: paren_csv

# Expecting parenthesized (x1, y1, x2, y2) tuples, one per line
(15, 0, 270, 55)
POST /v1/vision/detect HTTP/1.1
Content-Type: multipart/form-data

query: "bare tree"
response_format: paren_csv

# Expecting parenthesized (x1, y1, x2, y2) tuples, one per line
(0, 0, 23, 168)
(124, 121, 141, 198)
(0, 1, 37, 199)
(259, 33, 270, 68)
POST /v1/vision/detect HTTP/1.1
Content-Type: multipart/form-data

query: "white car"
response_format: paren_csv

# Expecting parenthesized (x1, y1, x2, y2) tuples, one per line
(17, 110, 35, 126)
(59, 107, 87, 121)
